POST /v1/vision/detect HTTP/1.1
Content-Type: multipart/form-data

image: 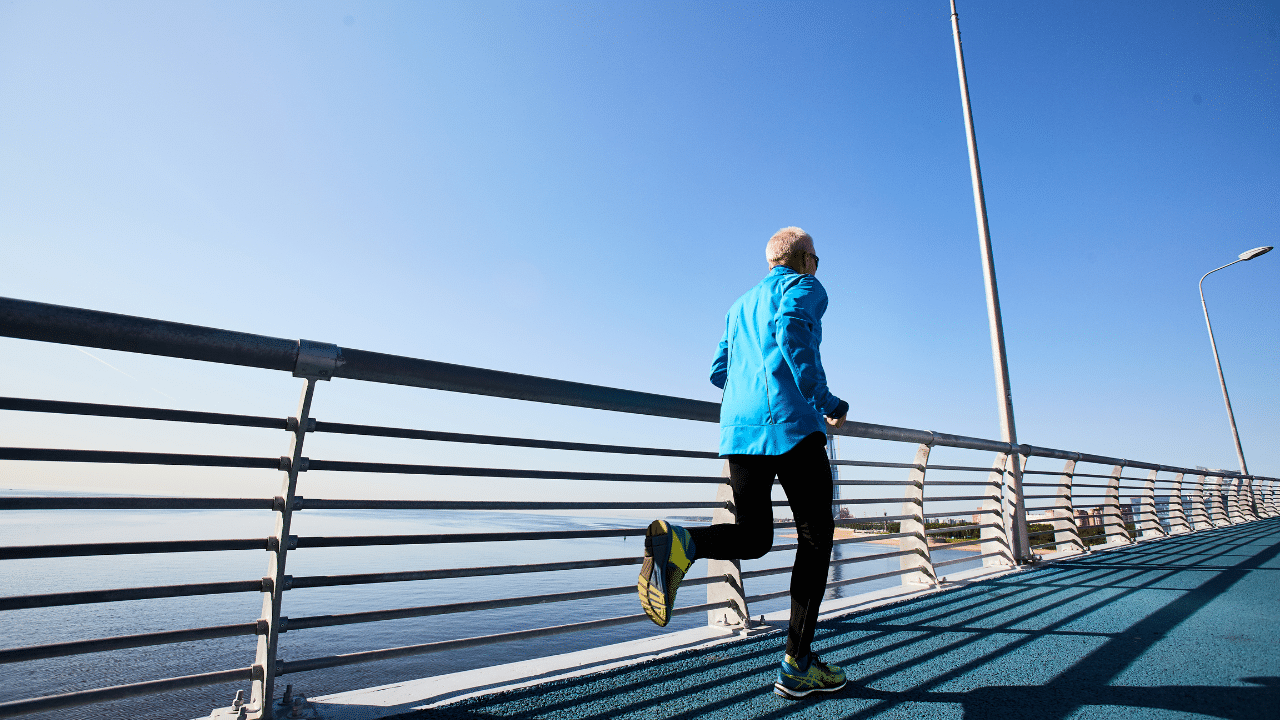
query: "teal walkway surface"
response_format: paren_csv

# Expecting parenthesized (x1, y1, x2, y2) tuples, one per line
(407, 518, 1280, 720)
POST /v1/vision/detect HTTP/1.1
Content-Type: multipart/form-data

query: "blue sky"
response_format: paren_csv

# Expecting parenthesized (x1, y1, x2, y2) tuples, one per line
(0, 1, 1276, 496)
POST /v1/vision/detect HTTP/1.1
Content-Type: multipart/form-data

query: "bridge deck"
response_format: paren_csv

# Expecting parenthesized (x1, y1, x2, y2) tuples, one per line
(397, 518, 1279, 719)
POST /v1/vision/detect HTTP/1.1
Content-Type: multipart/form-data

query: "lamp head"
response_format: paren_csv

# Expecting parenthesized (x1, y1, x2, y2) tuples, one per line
(1239, 246, 1272, 261)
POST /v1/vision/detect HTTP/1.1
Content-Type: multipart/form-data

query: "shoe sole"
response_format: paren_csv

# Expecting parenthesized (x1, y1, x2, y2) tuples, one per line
(773, 679, 847, 699)
(638, 520, 672, 626)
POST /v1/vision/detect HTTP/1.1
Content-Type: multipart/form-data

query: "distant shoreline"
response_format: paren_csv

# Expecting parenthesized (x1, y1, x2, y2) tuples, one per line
(782, 527, 983, 552)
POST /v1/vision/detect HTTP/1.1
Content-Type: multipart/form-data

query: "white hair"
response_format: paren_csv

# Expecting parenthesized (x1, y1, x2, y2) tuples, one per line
(765, 227, 813, 268)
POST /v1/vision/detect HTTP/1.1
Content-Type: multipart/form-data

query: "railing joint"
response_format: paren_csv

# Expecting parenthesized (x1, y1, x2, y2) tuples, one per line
(278, 456, 291, 472)
(284, 416, 318, 433)
(271, 496, 305, 512)
(293, 339, 342, 380)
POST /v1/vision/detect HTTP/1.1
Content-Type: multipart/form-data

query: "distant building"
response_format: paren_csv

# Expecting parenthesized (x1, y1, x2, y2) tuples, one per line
(1130, 496, 1172, 532)
(1075, 507, 1102, 527)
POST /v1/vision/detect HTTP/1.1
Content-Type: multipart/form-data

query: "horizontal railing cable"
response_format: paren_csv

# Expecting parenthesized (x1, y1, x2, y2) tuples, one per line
(278, 600, 730, 675)
(925, 523, 995, 536)
(0, 667, 255, 719)
(839, 515, 916, 524)
(768, 532, 918, 553)
(930, 537, 997, 549)
(739, 550, 916, 582)
(921, 495, 990, 502)
(0, 538, 270, 560)
(0, 497, 275, 511)
(300, 498, 724, 512)
(832, 459, 919, 469)
(295, 527, 642, 548)
(934, 552, 1006, 568)
(290, 556, 643, 589)
(312, 420, 717, 459)
(285, 575, 719, 631)
(926, 509, 997, 519)
(0, 623, 260, 664)
(0, 447, 280, 469)
(0, 580, 266, 611)
(0, 396, 284, 429)
(305, 459, 720, 484)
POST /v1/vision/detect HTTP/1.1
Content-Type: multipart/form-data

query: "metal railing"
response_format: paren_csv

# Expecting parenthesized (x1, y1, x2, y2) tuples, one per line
(0, 295, 1275, 719)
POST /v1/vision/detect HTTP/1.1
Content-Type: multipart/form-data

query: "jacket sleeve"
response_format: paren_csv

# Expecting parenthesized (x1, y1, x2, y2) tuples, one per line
(776, 276, 843, 415)
(709, 316, 729, 390)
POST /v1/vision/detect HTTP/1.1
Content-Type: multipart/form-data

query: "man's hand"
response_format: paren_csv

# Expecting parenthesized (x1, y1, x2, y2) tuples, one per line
(825, 413, 846, 430)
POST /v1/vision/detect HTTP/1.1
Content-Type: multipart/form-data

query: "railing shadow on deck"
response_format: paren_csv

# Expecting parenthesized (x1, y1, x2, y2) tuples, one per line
(401, 519, 1280, 720)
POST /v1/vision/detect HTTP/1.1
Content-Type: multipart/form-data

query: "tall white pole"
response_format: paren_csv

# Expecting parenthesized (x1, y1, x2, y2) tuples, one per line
(949, 0, 1030, 561)
(1199, 260, 1250, 476)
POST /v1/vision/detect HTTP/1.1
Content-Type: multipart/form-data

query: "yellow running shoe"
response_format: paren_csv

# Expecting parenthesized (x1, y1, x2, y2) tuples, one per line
(774, 653, 847, 698)
(637, 520, 696, 627)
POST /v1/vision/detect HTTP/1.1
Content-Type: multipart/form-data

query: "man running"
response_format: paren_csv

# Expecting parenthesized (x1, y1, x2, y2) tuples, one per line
(637, 226, 849, 699)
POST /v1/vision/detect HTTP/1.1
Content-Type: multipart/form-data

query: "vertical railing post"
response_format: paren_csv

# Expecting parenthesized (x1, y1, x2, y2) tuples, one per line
(1052, 459, 1081, 554)
(706, 460, 747, 629)
(1208, 474, 1230, 526)
(1190, 474, 1209, 531)
(900, 443, 935, 586)
(1103, 465, 1130, 546)
(1138, 470, 1163, 540)
(247, 378, 317, 717)
(1225, 475, 1244, 524)
(1264, 479, 1278, 517)
(247, 340, 337, 719)
(981, 453, 1012, 566)
(1239, 477, 1258, 522)
(1203, 474, 1217, 526)
(1168, 474, 1189, 535)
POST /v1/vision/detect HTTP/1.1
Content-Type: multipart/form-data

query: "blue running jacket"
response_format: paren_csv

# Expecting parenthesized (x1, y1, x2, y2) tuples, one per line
(711, 265, 848, 456)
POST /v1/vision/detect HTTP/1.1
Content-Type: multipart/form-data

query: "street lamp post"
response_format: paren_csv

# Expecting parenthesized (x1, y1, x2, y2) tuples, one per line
(1199, 245, 1272, 476)
(949, 0, 1030, 562)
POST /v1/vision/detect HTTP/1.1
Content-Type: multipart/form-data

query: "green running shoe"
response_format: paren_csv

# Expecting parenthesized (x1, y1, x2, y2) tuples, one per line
(637, 520, 696, 627)
(774, 653, 847, 699)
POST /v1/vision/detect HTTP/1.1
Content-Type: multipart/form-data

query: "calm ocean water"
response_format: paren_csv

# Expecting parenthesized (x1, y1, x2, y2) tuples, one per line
(0, 500, 981, 719)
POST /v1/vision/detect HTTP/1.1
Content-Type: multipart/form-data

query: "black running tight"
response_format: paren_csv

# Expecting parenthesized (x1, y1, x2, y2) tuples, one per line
(687, 431, 835, 659)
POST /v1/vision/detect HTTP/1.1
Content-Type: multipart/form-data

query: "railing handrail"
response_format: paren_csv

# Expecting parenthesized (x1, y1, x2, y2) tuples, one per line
(0, 296, 1271, 483)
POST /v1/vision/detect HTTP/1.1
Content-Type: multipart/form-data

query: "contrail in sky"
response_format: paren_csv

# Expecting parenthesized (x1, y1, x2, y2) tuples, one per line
(75, 347, 178, 402)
